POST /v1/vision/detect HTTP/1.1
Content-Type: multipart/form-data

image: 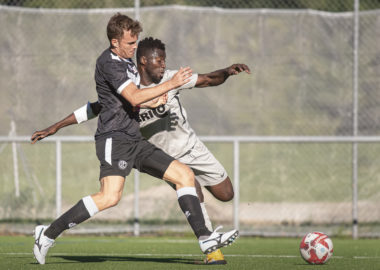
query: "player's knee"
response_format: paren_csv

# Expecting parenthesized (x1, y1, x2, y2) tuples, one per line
(182, 168, 195, 187)
(208, 181, 234, 202)
(165, 161, 195, 188)
(219, 189, 234, 202)
(107, 196, 121, 207)
(101, 193, 121, 208)
(178, 164, 195, 187)
(214, 192, 234, 202)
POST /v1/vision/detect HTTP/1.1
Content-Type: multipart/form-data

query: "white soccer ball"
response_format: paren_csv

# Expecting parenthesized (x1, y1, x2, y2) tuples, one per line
(299, 231, 333, 264)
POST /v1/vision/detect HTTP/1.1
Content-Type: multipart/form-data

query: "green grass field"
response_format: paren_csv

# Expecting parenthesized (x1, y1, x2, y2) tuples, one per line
(1, 235, 379, 270)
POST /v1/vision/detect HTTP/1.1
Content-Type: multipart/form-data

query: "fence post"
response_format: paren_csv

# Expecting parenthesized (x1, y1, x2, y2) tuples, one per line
(10, 121, 20, 198)
(134, 0, 140, 20)
(352, 0, 360, 240)
(134, 169, 140, 236)
(56, 140, 62, 218)
(233, 140, 240, 231)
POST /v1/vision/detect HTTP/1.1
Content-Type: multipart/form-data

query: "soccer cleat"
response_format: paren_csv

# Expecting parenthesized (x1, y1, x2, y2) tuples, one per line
(199, 225, 239, 254)
(33, 225, 54, 264)
(205, 249, 227, 265)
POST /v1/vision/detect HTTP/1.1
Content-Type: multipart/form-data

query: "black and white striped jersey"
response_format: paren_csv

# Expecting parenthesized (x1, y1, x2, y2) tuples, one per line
(94, 48, 142, 140)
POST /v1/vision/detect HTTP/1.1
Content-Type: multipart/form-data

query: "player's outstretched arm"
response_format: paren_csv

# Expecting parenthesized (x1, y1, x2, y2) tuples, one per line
(120, 67, 192, 106)
(30, 101, 101, 144)
(30, 113, 77, 144)
(195, 63, 251, 88)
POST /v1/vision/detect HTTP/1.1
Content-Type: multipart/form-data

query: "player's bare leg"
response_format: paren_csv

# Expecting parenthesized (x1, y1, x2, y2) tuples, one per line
(33, 176, 124, 264)
(163, 160, 195, 189)
(91, 176, 126, 211)
(205, 177, 234, 202)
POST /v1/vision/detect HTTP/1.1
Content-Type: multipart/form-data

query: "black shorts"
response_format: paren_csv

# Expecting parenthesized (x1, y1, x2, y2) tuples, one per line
(95, 135, 174, 180)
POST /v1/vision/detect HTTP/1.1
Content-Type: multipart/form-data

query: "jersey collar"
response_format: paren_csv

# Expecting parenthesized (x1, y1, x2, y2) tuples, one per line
(109, 48, 133, 63)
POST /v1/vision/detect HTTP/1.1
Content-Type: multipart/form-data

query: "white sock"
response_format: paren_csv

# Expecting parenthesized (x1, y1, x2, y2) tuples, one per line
(176, 187, 198, 198)
(82, 195, 99, 217)
(200, 202, 213, 231)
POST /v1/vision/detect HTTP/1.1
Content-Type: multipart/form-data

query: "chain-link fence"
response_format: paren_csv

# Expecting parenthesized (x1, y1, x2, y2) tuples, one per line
(0, 0, 379, 237)
(0, 0, 379, 11)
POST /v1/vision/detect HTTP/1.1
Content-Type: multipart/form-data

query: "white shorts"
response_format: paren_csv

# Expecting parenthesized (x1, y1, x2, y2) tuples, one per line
(177, 138, 228, 187)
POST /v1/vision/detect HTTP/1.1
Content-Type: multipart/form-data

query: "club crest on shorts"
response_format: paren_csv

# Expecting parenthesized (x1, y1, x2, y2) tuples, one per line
(118, 160, 128, 170)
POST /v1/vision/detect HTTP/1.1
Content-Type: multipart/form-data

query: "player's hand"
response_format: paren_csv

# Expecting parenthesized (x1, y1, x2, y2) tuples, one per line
(154, 93, 168, 107)
(30, 127, 57, 144)
(170, 67, 193, 88)
(227, 64, 251, 75)
(142, 93, 168, 108)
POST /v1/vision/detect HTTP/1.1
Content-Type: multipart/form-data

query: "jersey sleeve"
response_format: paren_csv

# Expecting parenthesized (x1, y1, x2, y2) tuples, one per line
(73, 102, 98, 124)
(102, 60, 133, 94)
(181, 73, 198, 90)
(165, 70, 198, 90)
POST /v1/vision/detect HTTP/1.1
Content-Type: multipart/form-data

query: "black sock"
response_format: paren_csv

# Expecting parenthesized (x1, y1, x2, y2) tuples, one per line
(44, 199, 93, 239)
(177, 188, 212, 239)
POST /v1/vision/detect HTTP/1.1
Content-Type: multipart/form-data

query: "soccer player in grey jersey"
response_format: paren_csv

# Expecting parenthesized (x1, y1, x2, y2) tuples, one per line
(31, 14, 239, 265)
(31, 37, 249, 264)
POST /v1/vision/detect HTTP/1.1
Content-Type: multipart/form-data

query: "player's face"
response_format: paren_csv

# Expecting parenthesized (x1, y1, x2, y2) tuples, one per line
(145, 48, 166, 84)
(114, 30, 138, 59)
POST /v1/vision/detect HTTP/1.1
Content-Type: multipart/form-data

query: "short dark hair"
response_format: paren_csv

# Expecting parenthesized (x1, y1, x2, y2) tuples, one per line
(136, 37, 166, 64)
(107, 13, 142, 44)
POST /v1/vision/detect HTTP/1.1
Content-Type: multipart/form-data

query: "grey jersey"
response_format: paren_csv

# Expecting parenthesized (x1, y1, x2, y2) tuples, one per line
(137, 70, 198, 158)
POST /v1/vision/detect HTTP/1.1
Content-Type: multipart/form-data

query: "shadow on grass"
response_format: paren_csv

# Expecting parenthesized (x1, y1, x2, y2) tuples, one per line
(48, 255, 203, 265)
